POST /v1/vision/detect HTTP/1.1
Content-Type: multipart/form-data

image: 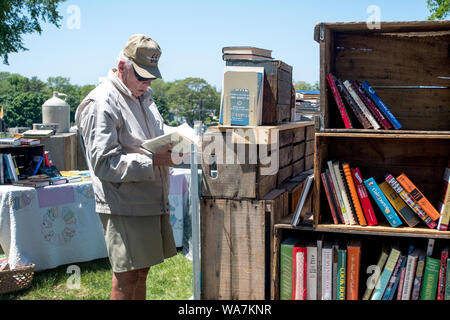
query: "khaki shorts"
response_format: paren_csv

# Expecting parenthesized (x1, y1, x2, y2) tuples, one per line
(99, 213, 177, 273)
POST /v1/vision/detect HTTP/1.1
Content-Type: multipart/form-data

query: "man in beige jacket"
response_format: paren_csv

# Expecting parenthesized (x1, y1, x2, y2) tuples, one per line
(75, 34, 177, 300)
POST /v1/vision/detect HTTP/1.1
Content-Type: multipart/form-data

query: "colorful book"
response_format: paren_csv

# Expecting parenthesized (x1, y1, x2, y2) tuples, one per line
(343, 163, 367, 226)
(364, 177, 403, 228)
(293, 245, 307, 300)
(385, 174, 437, 229)
(336, 78, 371, 129)
(321, 243, 333, 300)
(340, 166, 359, 225)
(371, 247, 401, 300)
(353, 80, 392, 130)
(326, 73, 353, 129)
(306, 241, 318, 300)
(411, 253, 426, 300)
(396, 173, 441, 222)
(351, 168, 378, 226)
(396, 265, 407, 300)
(317, 238, 323, 300)
(346, 240, 361, 300)
(363, 248, 389, 300)
(321, 171, 339, 224)
(327, 161, 349, 224)
(326, 169, 344, 224)
(0, 153, 3, 185)
(438, 180, 450, 231)
(437, 248, 448, 300)
(337, 247, 347, 300)
(333, 161, 357, 225)
(279, 237, 299, 300)
(5, 154, 18, 183)
(343, 80, 380, 129)
(360, 80, 402, 129)
(332, 243, 339, 300)
(445, 258, 450, 300)
(401, 247, 419, 300)
(420, 256, 441, 300)
(382, 255, 405, 300)
(378, 181, 420, 227)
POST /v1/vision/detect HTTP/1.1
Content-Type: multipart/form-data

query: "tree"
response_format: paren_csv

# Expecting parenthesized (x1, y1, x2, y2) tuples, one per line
(427, 0, 449, 19)
(0, 0, 67, 64)
(4, 92, 46, 127)
(150, 79, 172, 124)
(295, 80, 319, 91)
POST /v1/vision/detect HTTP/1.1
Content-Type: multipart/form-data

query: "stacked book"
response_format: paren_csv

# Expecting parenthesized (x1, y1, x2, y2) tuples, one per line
(280, 237, 450, 300)
(320, 161, 446, 230)
(327, 73, 402, 130)
(222, 46, 273, 61)
(60, 170, 91, 183)
(0, 137, 21, 146)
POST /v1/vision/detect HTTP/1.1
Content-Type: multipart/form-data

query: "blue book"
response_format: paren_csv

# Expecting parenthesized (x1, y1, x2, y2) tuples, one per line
(383, 255, 406, 300)
(2, 154, 11, 182)
(360, 81, 402, 130)
(364, 177, 403, 227)
(371, 247, 401, 300)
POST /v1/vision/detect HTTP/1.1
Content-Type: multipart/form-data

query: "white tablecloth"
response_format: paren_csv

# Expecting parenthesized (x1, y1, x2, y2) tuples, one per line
(0, 182, 108, 271)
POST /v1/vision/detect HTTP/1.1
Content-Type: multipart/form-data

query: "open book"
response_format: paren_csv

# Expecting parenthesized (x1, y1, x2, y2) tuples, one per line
(141, 124, 196, 154)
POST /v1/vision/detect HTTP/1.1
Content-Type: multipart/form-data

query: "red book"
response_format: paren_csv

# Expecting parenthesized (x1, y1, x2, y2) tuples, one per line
(437, 248, 449, 300)
(327, 170, 345, 224)
(326, 73, 353, 129)
(321, 172, 339, 224)
(292, 246, 307, 300)
(351, 168, 378, 226)
(397, 266, 407, 300)
(44, 151, 51, 167)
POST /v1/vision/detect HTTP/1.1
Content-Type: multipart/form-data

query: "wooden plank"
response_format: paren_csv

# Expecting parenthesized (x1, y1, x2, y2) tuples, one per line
(293, 127, 306, 143)
(292, 142, 305, 162)
(306, 125, 315, 141)
(305, 140, 314, 156)
(257, 173, 277, 199)
(277, 165, 293, 186)
(292, 158, 305, 177)
(277, 104, 291, 123)
(278, 145, 293, 168)
(305, 154, 314, 170)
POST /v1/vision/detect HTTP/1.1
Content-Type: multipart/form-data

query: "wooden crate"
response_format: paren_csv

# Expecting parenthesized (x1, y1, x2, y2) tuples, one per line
(225, 60, 295, 125)
(40, 132, 79, 171)
(314, 21, 450, 131)
(0, 145, 44, 178)
(200, 188, 290, 300)
(201, 122, 314, 199)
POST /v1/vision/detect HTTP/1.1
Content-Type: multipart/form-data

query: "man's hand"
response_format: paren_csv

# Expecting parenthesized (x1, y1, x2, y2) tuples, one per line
(151, 143, 190, 167)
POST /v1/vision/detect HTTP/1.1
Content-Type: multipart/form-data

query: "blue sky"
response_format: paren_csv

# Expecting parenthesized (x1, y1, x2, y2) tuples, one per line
(0, 0, 431, 90)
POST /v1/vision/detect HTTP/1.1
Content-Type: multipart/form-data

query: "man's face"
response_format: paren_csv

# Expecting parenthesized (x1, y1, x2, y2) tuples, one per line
(118, 61, 152, 98)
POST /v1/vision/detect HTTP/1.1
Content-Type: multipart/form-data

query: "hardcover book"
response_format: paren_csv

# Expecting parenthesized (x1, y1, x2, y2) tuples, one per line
(363, 248, 389, 300)
(351, 168, 378, 226)
(445, 258, 450, 300)
(411, 253, 425, 300)
(306, 241, 318, 300)
(326, 170, 344, 224)
(437, 167, 450, 230)
(336, 78, 371, 129)
(371, 247, 401, 300)
(293, 246, 307, 300)
(437, 248, 448, 300)
(333, 161, 357, 225)
(364, 177, 403, 228)
(382, 255, 405, 300)
(326, 73, 353, 129)
(396, 265, 407, 300)
(401, 247, 419, 300)
(378, 181, 420, 227)
(222, 54, 273, 61)
(280, 237, 299, 300)
(343, 80, 380, 129)
(337, 247, 347, 300)
(396, 173, 441, 221)
(222, 46, 272, 57)
(360, 81, 402, 129)
(385, 174, 437, 229)
(346, 240, 361, 300)
(343, 163, 367, 226)
(332, 243, 339, 300)
(321, 243, 333, 300)
(327, 161, 349, 224)
(317, 238, 323, 300)
(420, 256, 441, 300)
(321, 171, 340, 224)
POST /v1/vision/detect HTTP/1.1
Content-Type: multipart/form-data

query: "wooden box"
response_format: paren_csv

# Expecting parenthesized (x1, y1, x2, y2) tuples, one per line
(225, 60, 295, 125)
(0, 145, 44, 178)
(314, 21, 450, 131)
(201, 122, 314, 199)
(40, 132, 80, 171)
(200, 188, 290, 299)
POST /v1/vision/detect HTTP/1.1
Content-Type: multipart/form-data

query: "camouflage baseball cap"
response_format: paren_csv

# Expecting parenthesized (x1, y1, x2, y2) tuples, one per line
(123, 34, 162, 79)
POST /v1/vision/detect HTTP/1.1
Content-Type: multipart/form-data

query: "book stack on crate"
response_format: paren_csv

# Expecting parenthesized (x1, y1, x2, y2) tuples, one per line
(271, 20, 450, 300)
(200, 47, 316, 300)
(280, 235, 449, 300)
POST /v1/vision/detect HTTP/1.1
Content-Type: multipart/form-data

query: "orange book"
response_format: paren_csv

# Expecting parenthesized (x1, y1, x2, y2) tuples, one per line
(342, 163, 367, 226)
(396, 173, 441, 221)
(346, 240, 361, 300)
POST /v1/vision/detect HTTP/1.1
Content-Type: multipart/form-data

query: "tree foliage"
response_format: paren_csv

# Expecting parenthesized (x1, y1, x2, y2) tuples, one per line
(0, 0, 67, 64)
(295, 80, 320, 91)
(427, 0, 449, 19)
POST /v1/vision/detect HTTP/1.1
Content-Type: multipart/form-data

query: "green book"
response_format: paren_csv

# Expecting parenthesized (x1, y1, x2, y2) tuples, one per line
(445, 258, 450, 300)
(280, 237, 298, 300)
(420, 256, 441, 300)
(337, 248, 347, 300)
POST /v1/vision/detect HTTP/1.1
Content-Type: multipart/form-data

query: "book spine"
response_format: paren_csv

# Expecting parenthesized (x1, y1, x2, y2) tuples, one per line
(382, 255, 404, 300)
(353, 80, 392, 130)
(344, 80, 380, 129)
(378, 181, 420, 227)
(363, 250, 388, 300)
(321, 247, 333, 300)
(385, 174, 437, 229)
(351, 168, 378, 226)
(371, 248, 401, 300)
(337, 249, 346, 300)
(321, 172, 339, 224)
(280, 242, 295, 300)
(446, 258, 450, 300)
(327, 170, 345, 224)
(317, 240, 323, 300)
(420, 256, 441, 300)
(332, 245, 338, 300)
(6, 154, 18, 182)
(343, 163, 367, 226)
(0, 153, 3, 185)
(293, 247, 307, 300)
(360, 81, 402, 129)
(411, 256, 425, 300)
(326, 73, 353, 129)
(334, 162, 357, 225)
(327, 161, 349, 225)
(437, 249, 448, 300)
(396, 173, 441, 221)
(306, 246, 318, 300)
(364, 177, 403, 227)
(346, 245, 361, 300)
(438, 185, 450, 231)
(396, 266, 407, 300)
(401, 254, 418, 300)
(336, 78, 371, 129)
(340, 167, 359, 225)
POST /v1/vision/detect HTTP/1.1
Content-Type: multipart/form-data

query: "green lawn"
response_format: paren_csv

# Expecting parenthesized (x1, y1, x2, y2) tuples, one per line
(0, 251, 193, 300)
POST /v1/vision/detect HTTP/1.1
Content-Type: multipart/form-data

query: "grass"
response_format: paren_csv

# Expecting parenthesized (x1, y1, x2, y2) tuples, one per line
(0, 250, 193, 300)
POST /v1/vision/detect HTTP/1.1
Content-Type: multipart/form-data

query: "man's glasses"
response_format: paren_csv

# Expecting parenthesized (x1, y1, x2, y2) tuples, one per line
(132, 66, 152, 82)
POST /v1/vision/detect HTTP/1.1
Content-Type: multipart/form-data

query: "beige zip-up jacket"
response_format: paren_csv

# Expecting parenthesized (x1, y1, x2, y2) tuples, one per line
(75, 69, 170, 216)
